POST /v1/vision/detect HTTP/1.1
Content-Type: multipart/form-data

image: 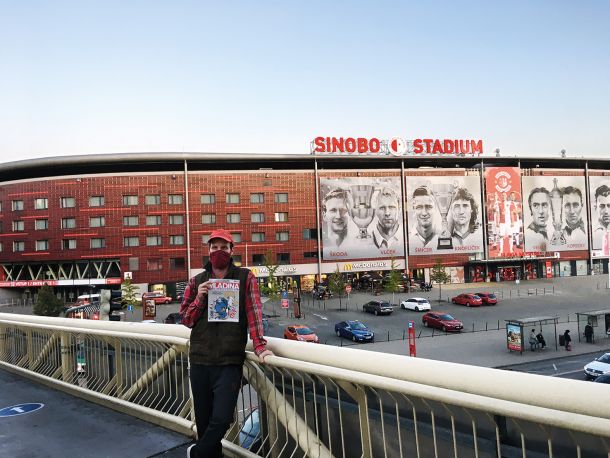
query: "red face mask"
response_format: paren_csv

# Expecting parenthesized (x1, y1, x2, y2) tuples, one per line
(210, 250, 231, 270)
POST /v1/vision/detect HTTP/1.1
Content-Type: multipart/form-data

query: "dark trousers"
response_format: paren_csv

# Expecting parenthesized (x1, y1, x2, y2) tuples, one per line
(190, 363, 242, 458)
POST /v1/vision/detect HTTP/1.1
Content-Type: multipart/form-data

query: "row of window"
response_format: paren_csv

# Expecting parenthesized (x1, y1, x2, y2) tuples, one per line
(202, 212, 288, 224)
(9, 235, 185, 252)
(6, 192, 290, 212)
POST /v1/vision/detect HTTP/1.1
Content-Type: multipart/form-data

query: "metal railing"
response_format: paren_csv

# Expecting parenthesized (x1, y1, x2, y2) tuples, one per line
(1, 312, 609, 457)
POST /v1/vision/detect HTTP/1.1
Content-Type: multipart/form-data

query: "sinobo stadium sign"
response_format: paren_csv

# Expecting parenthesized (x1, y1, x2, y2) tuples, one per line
(311, 136, 483, 156)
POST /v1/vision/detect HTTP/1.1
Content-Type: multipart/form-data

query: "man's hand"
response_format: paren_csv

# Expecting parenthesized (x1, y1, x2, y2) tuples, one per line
(197, 281, 209, 297)
(257, 349, 274, 364)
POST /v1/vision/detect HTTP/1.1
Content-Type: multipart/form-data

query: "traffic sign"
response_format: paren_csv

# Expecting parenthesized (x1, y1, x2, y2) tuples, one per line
(0, 403, 44, 417)
(281, 298, 289, 309)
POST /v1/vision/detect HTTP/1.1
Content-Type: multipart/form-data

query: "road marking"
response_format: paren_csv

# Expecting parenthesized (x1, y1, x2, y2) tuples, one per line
(553, 364, 557, 371)
(550, 369, 584, 377)
(312, 314, 328, 321)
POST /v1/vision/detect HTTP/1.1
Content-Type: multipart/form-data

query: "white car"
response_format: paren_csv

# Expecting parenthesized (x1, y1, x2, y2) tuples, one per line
(584, 352, 610, 379)
(400, 297, 431, 312)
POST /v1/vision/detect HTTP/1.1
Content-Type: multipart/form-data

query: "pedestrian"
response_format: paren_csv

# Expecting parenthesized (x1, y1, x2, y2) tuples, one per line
(180, 229, 274, 458)
(563, 329, 572, 351)
(584, 323, 594, 343)
(536, 329, 546, 349)
(529, 329, 539, 351)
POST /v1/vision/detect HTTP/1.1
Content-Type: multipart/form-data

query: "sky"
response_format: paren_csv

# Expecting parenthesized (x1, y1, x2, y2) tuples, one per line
(1, 1, 609, 163)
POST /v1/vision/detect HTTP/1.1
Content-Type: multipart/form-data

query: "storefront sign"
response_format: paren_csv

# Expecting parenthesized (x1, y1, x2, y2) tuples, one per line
(0, 278, 122, 288)
(311, 137, 483, 156)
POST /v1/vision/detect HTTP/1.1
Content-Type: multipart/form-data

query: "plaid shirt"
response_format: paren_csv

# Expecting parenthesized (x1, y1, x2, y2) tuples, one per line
(179, 269, 268, 356)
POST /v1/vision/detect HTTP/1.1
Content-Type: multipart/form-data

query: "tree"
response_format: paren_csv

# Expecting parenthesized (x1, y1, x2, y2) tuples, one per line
(121, 277, 140, 308)
(384, 258, 402, 303)
(328, 266, 345, 310)
(260, 251, 281, 315)
(33, 284, 64, 317)
(430, 259, 450, 302)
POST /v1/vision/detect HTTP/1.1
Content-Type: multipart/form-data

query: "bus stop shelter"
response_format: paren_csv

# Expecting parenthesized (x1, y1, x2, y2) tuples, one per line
(575, 309, 610, 343)
(505, 316, 559, 354)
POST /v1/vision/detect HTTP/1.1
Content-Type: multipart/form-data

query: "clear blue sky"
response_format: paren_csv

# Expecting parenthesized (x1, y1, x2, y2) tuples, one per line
(1, 1, 609, 162)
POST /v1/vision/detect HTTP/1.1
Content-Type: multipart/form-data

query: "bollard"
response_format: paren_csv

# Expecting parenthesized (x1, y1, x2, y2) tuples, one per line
(387, 331, 390, 341)
(497, 320, 500, 330)
(402, 330, 405, 340)
(553, 285, 555, 294)
(485, 322, 488, 331)
(510, 290, 512, 298)
(472, 323, 475, 333)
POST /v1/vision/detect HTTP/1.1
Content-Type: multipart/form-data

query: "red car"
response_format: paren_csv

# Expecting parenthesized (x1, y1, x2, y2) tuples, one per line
(475, 292, 498, 305)
(283, 325, 320, 343)
(451, 293, 482, 307)
(144, 292, 173, 304)
(422, 312, 463, 332)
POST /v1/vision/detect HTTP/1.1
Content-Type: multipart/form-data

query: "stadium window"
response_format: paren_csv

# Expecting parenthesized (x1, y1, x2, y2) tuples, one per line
(128, 257, 139, 271)
(226, 213, 240, 224)
(89, 216, 105, 228)
(202, 214, 216, 224)
(168, 194, 183, 205)
(60, 197, 76, 208)
(276, 231, 289, 241)
(146, 236, 162, 246)
(35, 240, 49, 251)
(13, 241, 25, 252)
(62, 239, 77, 250)
(12, 200, 24, 211)
(275, 212, 288, 222)
(170, 257, 186, 270)
(250, 193, 264, 204)
(170, 235, 185, 245)
(145, 194, 161, 205)
(146, 215, 162, 226)
(303, 251, 318, 258)
(230, 232, 241, 243)
(61, 218, 76, 229)
(252, 232, 265, 242)
(34, 198, 48, 210)
(275, 193, 288, 203)
(123, 236, 139, 247)
(252, 254, 265, 266)
(12, 220, 24, 231)
(123, 216, 138, 227)
(201, 194, 215, 204)
(277, 253, 290, 264)
(35, 219, 48, 230)
(303, 228, 318, 240)
(147, 258, 163, 271)
(123, 195, 138, 206)
(90, 238, 106, 249)
(202, 234, 210, 244)
(169, 214, 183, 225)
(251, 213, 264, 223)
(226, 193, 240, 204)
(89, 196, 105, 207)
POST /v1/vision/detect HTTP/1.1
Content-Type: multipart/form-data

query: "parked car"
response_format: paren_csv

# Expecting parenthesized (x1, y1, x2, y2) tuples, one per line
(164, 312, 182, 324)
(422, 312, 464, 332)
(594, 373, 610, 384)
(451, 293, 482, 307)
(283, 325, 319, 343)
(475, 292, 498, 305)
(400, 297, 431, 312)
(335, 320, 374, 342)
(362, 300, 394, 316)
(584, 352, 610, 379)
(239, 408, 262, 452)
(144, 292, 173, 304)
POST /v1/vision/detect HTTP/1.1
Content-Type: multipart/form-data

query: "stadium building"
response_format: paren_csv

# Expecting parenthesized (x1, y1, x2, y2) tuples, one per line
(0, 147, 609, 302)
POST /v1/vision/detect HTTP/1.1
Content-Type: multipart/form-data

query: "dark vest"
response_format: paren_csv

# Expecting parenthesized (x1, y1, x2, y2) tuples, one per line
(189, 261, 250, 365)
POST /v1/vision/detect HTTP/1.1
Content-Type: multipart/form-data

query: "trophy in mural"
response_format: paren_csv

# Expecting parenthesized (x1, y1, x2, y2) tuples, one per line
(432, 182, 456, 249)
(349, 185, 376, 239)
(549, 178, 567, 245)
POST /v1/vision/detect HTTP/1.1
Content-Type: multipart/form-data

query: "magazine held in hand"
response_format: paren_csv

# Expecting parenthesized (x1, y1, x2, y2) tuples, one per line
(207, 279, 240, 322)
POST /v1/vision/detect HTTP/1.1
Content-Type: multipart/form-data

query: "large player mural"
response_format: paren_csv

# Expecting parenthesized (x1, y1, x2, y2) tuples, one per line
(522, 175, 588, 252)
(485, 167, 524, 258)
(320, 177, 405, 260)
(406, 174, 484, 255)
(589, 175, 610, 254)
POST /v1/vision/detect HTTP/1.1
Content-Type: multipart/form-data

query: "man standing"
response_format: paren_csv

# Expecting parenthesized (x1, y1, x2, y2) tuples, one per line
(180, 229, 273, 458)
(372, 187, 401, 251)
(322, 188, 351, 249)
(525, 187, 551, 250)
(561, 186, 586, 247)
(409, 187, 438, 249)
(592, 185, 610, 253)
(450, 188, 480, 247)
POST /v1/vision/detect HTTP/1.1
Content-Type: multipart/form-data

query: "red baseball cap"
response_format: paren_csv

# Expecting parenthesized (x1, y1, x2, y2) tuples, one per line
(208, 229, 234, 244)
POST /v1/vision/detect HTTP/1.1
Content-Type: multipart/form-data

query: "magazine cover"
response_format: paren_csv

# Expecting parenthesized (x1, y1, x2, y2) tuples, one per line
(207, 279, 240, 322)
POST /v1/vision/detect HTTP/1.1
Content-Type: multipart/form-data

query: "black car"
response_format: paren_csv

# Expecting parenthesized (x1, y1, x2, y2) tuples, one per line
(362, 300, 394, 316)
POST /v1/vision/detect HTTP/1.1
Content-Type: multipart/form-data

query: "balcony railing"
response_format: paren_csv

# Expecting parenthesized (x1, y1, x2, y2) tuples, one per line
(1, 312, 609, 457)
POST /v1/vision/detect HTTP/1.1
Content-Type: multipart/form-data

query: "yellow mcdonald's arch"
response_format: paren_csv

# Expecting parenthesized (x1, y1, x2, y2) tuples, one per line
(343, 263, 352, 271)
